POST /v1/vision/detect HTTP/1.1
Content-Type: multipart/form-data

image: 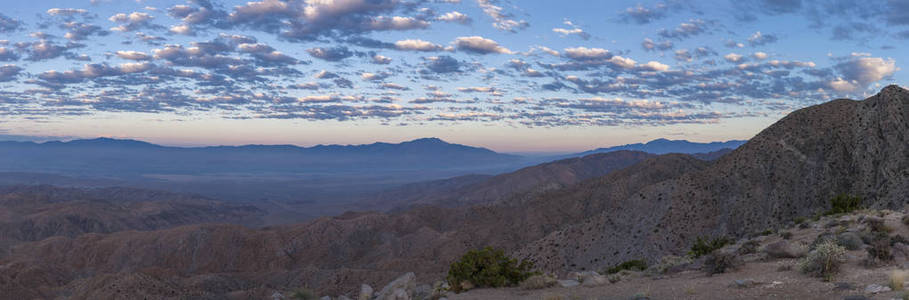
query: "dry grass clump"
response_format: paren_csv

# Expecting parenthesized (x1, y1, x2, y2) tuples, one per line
(890, 270, 908, 291)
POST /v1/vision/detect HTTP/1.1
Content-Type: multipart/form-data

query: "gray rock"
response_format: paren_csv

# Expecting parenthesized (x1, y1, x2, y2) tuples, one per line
(338, 296, 353, 300)
(834, 282, 853, 290)
(375, 273, 416, 300)
(732, 279, 757, 288)
(557, 279, 580, 288)
(843, 296, 868, 300)
(864, 284, 891, 294)
(359, 284, 374, 300)
(763, 241, 807, 258)
(320, 296, 332, 300)
(271, 292, 286, 300)
(578, 271, 609, 287)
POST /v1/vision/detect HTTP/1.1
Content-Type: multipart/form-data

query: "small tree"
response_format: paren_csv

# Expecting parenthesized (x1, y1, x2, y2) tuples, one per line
(825, 194, 863, 215)
(688, 236, 731, 258)
(446, 247, 537, 293)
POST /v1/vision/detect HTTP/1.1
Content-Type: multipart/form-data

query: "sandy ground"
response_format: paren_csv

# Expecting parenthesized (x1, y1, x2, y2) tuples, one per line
(449, 210, 909, 300)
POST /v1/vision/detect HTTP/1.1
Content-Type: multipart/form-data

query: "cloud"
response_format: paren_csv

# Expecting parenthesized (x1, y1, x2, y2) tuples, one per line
(364, 16, 429, 31)
(38, 62, 155, 84)
(723, 53, 744, 63)
(47, 8, 88, 16)
(371, 54, 392, 64)
(641, 38, 673, 51)
(476, 0, 529, 32)
(0, 65, 22, 82)
(307, 46, 354, 61)
(423, 55, 462, 73)
(658, 19, 708, 40)
(0, 13, 22, 32)
(452, 36, 512, 54)
(437, 11, 471, 24)
(620, 2, 669, 24)
(829, 56, 898, 92)
(752, 52, 769, 60)
(0, 48, 19, 61)
(552, 20, 590, 40)
(673, 47, 715, 62)
(109, 12, 156, 32)
(115, 50, 152, 61)
(563, 47, 612, 60)
(640, 61, 670, 72)
(395, 39, 444, 51)
(747, 31, 778, 46)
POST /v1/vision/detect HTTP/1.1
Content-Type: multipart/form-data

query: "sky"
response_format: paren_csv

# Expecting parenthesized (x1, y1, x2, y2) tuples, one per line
(0, 0, 905, 152)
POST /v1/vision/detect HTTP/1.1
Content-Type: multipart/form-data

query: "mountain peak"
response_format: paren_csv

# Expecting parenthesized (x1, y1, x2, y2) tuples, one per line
(881, 84, 907, 94)
(408, 137, 446, 144)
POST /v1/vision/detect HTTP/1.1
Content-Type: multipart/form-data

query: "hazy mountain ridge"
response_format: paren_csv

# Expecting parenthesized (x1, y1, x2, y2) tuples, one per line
(572, 138, 746, 157)
(0, 137, 522, 176)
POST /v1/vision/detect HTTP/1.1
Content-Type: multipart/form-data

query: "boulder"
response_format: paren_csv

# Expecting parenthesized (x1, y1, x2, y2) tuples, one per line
(763, 241, 807, 258)
(578, 271, 609, 287)
(375, 273, 416, 300)
(557, 279, 580, 288)
(863, 284, 891, 294)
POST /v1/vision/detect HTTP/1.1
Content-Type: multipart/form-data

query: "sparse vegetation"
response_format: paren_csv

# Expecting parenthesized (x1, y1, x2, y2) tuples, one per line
(446, 247, 537, 293)
(288, 288, 317, 300)
(520, 274, 557, 290)
(605, 259, 648, 274)
(737, 240, 760, 255)
(824, 194, 863, 216)
(780, 231, 793, 240)
(688, 236, 731, 258)
(799, 240, 846, 281)
(865, 233, 894, 266)
(704, 251, 737, 275)
(646, 255, 693, 275)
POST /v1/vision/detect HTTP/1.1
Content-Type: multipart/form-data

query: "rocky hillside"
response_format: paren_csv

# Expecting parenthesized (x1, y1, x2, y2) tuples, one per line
(367, 150, 656, 209)
(0, 185, 264, 254)
(520, 85, 909, 273)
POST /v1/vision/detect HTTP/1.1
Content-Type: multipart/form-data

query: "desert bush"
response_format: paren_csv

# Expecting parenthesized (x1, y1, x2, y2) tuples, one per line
(865, 216, 891, 233)
(902, 215, 909, 226)
(737, 240, 760, 255)
(446, 247, 537, 293)
(645, 255, 693, 275)
(865, 233, 894, 266)
(288, 288, 317, 300)
(891, 270, 909, 291)
(799, 240, 846, 281)
(825, 194, 863, 215)
(836, 232, 864, 250)
(519, 274, 556, 290)
(704, 251, 738, 275)
(607, 273, 622, 283)
(688, 236, 731, 258)
(605, 259, 648, 274)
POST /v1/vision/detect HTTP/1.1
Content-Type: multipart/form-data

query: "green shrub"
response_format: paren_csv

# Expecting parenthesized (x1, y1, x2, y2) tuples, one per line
(288, 288, 317, 300)
(605, 259, 648, 274)
(824, 194, 863, 215)
(446, 247, 537, 293)
(688, 236, 731, 258)
(799, 240, 846, 281)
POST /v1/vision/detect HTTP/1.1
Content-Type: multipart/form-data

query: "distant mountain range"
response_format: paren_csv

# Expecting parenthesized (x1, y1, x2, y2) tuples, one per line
(0, 137, 522, 177)
(572, 138, 747, 157)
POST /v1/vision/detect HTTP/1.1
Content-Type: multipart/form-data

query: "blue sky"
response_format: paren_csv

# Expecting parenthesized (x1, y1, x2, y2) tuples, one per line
(0, 0, 905, 152)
